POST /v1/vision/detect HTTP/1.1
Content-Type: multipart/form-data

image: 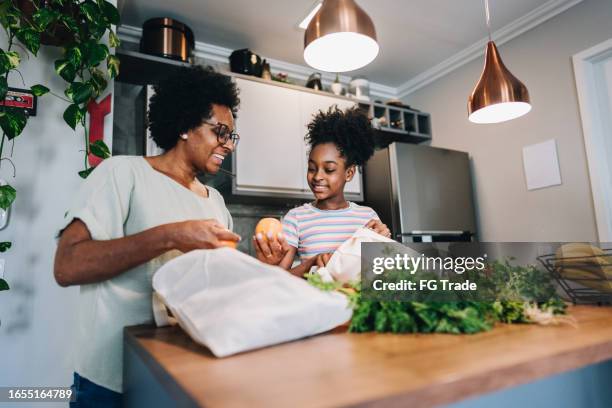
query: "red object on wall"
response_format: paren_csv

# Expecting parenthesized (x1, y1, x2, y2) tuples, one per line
(87, 94, 112, 166)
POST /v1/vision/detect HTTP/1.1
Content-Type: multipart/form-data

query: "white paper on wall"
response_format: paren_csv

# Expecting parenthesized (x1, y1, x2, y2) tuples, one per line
(522, 139, 562, 191)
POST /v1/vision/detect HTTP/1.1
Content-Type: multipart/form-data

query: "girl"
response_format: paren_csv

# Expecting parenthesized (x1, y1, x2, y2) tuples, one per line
(279, 106, 390, 277)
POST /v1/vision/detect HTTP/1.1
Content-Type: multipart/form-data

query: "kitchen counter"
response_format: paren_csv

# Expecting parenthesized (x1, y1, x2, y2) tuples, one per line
(123, 306, 612, 407)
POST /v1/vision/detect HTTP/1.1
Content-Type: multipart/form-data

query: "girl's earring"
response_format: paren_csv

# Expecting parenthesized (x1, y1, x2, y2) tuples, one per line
(180, 134, 188, 140)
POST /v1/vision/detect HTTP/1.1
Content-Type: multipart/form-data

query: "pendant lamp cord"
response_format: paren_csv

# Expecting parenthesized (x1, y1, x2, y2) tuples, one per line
(484, 0, 492, 42)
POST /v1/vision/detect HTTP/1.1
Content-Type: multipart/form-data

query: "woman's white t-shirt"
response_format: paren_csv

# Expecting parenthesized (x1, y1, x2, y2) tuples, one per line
(58, 156, 232, 392)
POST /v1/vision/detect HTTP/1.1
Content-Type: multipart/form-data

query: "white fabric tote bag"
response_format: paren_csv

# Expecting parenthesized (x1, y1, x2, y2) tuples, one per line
(152, 248, 352, 357)
(315, 227, 397, 284)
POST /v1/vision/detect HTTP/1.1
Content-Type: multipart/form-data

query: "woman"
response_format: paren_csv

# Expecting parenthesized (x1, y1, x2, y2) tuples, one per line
(54, 66, 286, 407)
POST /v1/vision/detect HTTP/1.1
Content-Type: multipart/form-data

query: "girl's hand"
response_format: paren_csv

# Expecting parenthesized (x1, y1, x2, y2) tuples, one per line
(315, 252, 333, 268)
(253, 232, 290, 265)
(170, 219, 240, 252)
(365, 219, 392, 238)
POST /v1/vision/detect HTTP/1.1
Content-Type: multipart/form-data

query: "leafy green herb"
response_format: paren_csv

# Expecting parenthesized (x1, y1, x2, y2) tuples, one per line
(308, 258, 566, 334)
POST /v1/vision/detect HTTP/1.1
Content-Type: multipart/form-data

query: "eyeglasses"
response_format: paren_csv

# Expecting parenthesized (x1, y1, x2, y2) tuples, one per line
(203, 121, 240, 147)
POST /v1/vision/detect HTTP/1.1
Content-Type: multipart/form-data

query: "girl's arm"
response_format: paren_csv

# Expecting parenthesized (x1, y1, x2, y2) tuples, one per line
(278, 245, 317, 278)
(279, 246, 332, 278)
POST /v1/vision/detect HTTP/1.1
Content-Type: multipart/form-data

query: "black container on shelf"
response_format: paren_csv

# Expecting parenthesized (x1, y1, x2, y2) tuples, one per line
(229, 49, 263, 77)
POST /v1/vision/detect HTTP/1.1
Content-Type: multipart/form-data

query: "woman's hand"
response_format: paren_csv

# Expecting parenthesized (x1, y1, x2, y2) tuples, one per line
(170, 219, 241, 252)
(365, 219, 392, 238)
(253, 232, 290, 265)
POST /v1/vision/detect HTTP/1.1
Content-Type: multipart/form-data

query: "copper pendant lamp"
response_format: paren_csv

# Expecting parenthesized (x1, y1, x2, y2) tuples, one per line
(468, 0, 531, 124)
(304, 0, 379, 72)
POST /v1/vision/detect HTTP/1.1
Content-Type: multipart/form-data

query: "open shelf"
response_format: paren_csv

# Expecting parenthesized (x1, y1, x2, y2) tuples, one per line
(360, 102, 431, 144)
(115, 50, 433, 145)
(115, 50, 191, 85)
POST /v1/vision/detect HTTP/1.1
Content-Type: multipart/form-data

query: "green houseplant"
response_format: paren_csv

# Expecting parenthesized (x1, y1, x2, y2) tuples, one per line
(0, 0, 119, 291)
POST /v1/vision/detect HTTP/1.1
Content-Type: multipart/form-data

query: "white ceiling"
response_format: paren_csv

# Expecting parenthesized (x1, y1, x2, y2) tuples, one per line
(119, 0, 572, 89)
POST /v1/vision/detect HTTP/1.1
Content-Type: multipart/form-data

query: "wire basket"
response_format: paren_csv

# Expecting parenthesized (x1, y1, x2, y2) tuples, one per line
(537, 248, 612, 305)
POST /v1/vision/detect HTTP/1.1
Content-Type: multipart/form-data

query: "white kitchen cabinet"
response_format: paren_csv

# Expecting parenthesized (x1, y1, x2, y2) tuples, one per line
(234, 77, 305, 194)
(233, 76, 362, 200)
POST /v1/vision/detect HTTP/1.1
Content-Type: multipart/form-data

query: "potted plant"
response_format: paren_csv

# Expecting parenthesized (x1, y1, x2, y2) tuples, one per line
(0, 0, 120, 292)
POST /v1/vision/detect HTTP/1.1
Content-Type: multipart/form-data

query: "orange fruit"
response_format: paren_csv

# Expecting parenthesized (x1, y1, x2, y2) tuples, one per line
(255, 218, 283, 241)
(218, 240, 238, 249)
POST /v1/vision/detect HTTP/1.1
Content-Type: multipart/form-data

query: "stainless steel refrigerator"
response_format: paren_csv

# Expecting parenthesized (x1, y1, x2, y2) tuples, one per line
(364, 143, 477, 242)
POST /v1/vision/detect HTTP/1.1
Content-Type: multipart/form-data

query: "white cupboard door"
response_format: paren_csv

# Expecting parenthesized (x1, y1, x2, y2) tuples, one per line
(298, 93, 361, 195)
(234, 78, 305, 193)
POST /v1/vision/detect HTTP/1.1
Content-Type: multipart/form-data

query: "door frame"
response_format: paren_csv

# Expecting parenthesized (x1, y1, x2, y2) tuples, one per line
(573, 38, 612, 242)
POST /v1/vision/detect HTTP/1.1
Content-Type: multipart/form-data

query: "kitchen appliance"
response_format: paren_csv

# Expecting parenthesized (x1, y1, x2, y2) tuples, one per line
(364, 143, 477, 242)
(140, 18, 194, 62)
(229, 49, 263, 77)
(305, 73, 323, 90)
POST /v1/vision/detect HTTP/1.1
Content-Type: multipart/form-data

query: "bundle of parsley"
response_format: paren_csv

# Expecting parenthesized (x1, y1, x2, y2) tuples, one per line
(307, 259, 567, 334)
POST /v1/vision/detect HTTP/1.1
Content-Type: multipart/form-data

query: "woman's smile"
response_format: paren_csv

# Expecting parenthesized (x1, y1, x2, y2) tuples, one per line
(211, 152, 226, 165)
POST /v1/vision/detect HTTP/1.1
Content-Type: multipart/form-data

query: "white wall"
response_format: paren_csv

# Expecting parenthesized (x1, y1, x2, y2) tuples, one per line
(404, 0, 612, 241)
(0, 33, 113, 397)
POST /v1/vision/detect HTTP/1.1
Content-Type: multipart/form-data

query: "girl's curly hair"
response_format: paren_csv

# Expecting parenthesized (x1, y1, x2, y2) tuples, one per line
(148, 66, 240, 150)
(305, 106, 375, 167)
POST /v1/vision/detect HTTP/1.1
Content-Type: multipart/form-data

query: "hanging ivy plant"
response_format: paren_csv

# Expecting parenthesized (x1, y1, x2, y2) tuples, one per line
(0, 0, 119, 292)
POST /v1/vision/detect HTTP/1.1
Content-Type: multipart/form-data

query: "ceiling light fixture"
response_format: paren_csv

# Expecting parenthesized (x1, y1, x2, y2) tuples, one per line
(304, 0, 378, 73)
(299, 2, 322, 30)
(468, 0, 531, 124)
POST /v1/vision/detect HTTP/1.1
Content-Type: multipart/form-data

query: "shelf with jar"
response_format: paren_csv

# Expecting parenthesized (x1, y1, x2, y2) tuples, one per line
(356, 101, 432, 145)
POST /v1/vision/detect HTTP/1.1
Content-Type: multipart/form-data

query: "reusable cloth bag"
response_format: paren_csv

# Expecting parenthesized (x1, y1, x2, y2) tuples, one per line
(152, 248, 352, 357)
(316, 227, 397, 283)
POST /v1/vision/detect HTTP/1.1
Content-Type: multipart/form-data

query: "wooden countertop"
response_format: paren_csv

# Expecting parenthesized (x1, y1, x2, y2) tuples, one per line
(124, 306, 612, 408)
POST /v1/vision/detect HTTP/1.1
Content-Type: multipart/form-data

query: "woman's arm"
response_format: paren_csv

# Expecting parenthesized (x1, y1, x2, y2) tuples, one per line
(54, 218, 240, 287)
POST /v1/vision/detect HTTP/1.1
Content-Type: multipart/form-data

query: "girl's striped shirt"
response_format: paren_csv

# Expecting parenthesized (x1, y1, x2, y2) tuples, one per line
(282, 202, 379, 261)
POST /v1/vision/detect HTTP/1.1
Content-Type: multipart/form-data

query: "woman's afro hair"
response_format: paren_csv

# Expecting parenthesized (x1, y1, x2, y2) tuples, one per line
(305, 105, 375, 167)
(148, 66, 240, 150)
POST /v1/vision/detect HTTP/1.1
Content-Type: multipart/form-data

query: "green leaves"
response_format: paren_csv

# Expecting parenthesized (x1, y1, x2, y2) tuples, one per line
(63, 103, 86, 130)
(55, 58, 77, 83)
(90, 139, 110, 159)
(15, 28, 41, 56)
(0, 76, 7, 100)
(0, 242, 11, 252)
(0, 108, 28, 140)
(65, 82, 93, 104)
(0, 1, 20, 30)
(100, 1, 120, 25)
(30, 84, 50, 97)
(109, 29, 120, 48)
(0, 50, 20, 74)
(78, 167, 95, 179)
(66, 46, 82, 68)
(107, 54, 119, 78)
(80, 1, 99, 23)
(33, 8, 61, 32)
(0, 279, 9, 291)
(83, 40, 109, 67)
(0, 184, 16, 210)
(88, 68, 107, 96)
